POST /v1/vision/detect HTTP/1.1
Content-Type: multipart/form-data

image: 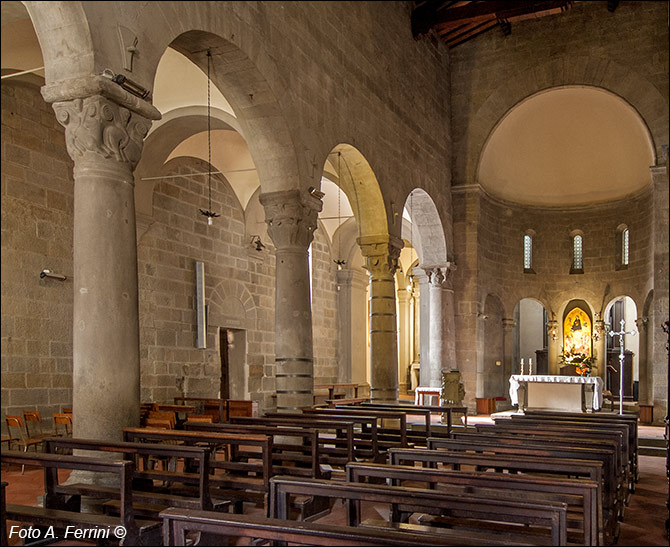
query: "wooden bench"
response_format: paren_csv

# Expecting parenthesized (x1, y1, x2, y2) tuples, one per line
(159, 506, 479, 546)
(518, 411, 639, 485)
(1, 450, 161, 546)
(229, 415, 357, 469)
(490, 417, 631, 502)
(269, 476, 568, 546)
(428, 435, 618, 539)
(123, 427, 272, 514)
(387, 447, 611, 544)
(183, 421, 329, 479)
(261, 412, 381, 462)
(345, 461, 599, 546)
(359, 402, 469, 431)
(42, 437, 226, 518)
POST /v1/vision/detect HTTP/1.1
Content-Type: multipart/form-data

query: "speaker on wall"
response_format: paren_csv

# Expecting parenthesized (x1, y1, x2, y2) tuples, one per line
(195, 261, 206, 349)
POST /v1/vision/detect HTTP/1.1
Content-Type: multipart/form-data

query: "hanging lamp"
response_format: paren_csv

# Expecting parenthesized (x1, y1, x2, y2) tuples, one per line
(199, 49, 220, 225)
(334, 153, 347, 270)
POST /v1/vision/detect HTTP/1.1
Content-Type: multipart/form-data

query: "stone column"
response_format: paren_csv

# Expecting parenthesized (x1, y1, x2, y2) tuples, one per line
(593, 314, 607, 383)
(416, 270, 431, 387)
(260, 189, 322, 413)
(546, 318, 560, 375)
(358, 235, 403, 402)
(423, 265, 453, 388)
(336, 268, 368, 384)
(635, 317, 649, 404)
(502, 318, 517, 398)
(50, 93, 156, 441)
(397, 287, 411, 393)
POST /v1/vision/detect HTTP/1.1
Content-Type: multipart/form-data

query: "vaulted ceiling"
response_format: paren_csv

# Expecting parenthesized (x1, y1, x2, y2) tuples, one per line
(411, 1, 619, 48)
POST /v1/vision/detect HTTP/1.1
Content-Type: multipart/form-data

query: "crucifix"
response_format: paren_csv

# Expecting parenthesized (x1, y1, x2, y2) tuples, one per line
(608, 318, 636, 415)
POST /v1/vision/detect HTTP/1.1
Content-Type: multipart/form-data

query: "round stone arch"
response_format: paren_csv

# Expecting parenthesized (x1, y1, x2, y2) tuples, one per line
(208, 280, 257, 332)
(402, 188, 448, 269)
(134, 106, 242, 218)
(459, 56, 667, 185)
(321, 144, 389, 243)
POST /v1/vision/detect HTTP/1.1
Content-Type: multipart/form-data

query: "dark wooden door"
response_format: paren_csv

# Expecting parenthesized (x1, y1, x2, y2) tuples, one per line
(219, 329, 230, 399)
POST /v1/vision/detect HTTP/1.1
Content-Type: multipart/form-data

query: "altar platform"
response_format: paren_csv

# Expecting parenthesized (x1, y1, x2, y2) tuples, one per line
(509, 374, 604, 412)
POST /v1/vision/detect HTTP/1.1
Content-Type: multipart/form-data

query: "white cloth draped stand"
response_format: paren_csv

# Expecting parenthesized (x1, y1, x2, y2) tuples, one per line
(509, 374, 604, 412)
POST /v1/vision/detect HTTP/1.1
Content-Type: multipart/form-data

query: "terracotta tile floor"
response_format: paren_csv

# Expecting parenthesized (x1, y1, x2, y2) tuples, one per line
(2, 419, 668, 546)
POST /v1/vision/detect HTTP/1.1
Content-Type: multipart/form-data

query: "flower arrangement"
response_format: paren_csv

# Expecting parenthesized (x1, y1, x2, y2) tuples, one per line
(560, 350, 597, 376)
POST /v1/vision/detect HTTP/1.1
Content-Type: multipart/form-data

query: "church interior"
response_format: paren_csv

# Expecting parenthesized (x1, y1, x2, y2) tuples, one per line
(1, 1, 669, 545)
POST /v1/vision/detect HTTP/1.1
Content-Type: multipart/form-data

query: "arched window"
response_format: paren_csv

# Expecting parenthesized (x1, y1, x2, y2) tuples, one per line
(523, 232, 535, 273)
(616, 225, 629, 269)
(571, 233, 584, 274)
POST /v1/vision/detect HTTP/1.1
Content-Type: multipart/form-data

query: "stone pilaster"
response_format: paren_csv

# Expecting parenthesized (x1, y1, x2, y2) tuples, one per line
(593, 313, 607, 383)
(52, 94, 155, 442)
(397, 287, 411, 393)
(336, 268, 369, 384)
(635, 316, 650, 404)
(502, 318, 517, 397)
(422, 264, 454, 387)
(416, 270, 431, 387)
(260, 189, 322, 412)
(358, 235, 403, 402)
(546, 318, 560, 374)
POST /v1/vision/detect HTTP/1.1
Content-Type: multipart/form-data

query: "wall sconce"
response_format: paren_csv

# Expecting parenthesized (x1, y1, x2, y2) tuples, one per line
(101, 69, 151, 100)
(308, 186, 325, 199)
(40, 269, 67, 281)
(334, 259, 346, 270)
(250, 235, 265, 251)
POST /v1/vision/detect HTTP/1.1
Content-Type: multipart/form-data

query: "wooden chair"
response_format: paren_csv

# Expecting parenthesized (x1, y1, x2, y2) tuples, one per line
(52, 413, 73, 437)
(23, 410, 59, 440)
(5, 416, 44, 474)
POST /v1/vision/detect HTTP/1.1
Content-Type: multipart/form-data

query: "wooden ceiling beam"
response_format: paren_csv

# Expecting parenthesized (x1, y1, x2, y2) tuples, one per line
(442, 19, 499, 47)
(415, 1, 572, 35)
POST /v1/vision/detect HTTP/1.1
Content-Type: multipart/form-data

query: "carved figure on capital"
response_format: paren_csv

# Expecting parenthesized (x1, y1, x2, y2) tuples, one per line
(425, 263, 456, 288)
(358, 236, 403, 278)
(52, 95, 151, 168)
(260, 190, 322, 250)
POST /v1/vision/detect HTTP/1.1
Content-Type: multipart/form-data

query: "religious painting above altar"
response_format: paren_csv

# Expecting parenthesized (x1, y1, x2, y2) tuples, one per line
(563, 307, 592, 357)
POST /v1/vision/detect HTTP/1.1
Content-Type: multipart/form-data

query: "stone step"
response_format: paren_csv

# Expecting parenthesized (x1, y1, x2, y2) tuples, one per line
(638, 438, 666, 449)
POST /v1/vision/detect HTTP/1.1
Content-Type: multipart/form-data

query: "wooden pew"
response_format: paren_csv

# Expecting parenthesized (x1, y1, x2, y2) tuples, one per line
(159, 507, 480, 546)
(516, 411, 639, 485)
(387, 447, 611, 544)
(428, 435, 618, 540)
(183, 422, 329, 479)
(269, 476, 568, 546)
(1, 451, 161, 546)
(123, 427, 272, 513)
(301, 407, 407, 454)
(359, 402, 469, 431)
(488, 418, 631, 504)
(229, 415, 356, 468)
(345, 461, 599, 546)
(42, 437, 226, 517)
(261, 412, 381, 463)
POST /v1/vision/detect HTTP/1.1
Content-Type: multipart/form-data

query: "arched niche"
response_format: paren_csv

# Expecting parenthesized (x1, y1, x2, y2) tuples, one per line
(603, 295, 640, 401)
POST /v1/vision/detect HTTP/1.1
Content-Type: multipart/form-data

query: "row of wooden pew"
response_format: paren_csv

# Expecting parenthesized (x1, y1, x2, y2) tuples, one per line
(1, 405, 637, 545)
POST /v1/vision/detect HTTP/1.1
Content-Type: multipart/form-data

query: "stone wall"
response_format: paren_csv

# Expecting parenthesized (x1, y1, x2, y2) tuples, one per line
(1, 79, 74, 429)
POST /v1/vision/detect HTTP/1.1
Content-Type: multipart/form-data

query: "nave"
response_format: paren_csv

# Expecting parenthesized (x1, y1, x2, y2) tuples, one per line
(2, 404, 667, 546)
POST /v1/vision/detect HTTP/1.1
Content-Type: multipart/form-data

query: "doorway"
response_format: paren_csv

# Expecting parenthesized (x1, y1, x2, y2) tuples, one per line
(219, 328, 247, 400)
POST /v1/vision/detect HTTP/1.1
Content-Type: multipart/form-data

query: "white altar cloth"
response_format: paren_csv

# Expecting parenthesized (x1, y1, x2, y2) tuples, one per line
(509, 375, 604, 411)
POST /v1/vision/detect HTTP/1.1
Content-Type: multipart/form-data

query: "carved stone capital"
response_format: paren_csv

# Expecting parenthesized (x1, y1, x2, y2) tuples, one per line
(635, 317, 648, 331)
(259, 189, 322, 250)
(503, 318, 517, 330)
(357, 235, 403, 278)
(424, 262, 456, 287)
(53, 95, 151, 169)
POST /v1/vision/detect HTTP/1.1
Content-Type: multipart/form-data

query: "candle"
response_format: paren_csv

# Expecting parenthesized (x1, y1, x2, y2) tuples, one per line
(520, 358, 525, 375)
(529, 358, 533, 375)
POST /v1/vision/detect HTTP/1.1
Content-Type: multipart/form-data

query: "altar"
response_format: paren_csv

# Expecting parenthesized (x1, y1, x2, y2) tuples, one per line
(509, 375, 604, 412)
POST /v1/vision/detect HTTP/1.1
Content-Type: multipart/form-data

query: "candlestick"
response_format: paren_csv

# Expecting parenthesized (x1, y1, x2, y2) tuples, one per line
(520, 358, 525, 375)
(529, 358, 533, 375)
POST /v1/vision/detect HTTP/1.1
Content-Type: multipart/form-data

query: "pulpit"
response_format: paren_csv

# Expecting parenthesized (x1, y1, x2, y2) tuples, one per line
(509, 375, 603, 412)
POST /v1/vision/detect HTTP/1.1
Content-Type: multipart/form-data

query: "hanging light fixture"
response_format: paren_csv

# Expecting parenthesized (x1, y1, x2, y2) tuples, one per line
(199, 49, 220, 226)
(334, 152, 346, 270)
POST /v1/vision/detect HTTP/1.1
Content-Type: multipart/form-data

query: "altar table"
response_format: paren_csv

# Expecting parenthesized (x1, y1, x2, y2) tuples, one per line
(509, 375, 603, 412)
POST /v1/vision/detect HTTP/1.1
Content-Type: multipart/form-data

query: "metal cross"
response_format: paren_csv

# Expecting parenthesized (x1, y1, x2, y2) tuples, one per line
(608, 319, 637, 415)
